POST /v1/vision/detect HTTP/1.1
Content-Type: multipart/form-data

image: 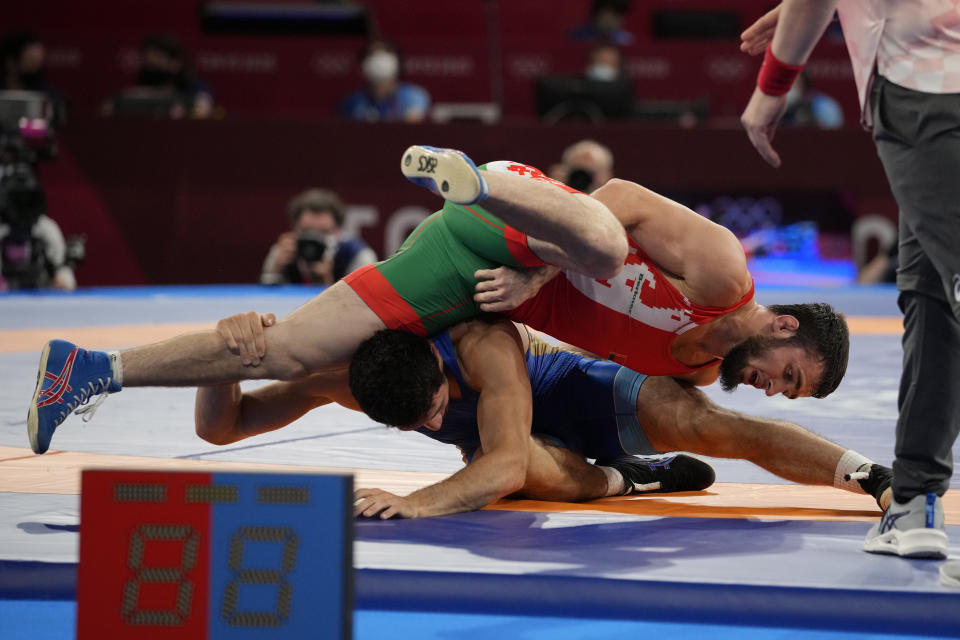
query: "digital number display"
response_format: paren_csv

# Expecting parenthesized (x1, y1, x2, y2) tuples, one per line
(77, 470, 352, 639)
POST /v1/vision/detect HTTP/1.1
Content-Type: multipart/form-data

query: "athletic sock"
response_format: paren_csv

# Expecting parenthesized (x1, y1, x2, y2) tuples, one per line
(834, 449, 871, 492)
(107, 350, 124, 388)
(598, 465, 624, 497)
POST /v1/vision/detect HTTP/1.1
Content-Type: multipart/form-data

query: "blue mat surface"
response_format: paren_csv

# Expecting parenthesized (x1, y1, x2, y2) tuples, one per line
(3, 511, 959, 635)
(3, 600, 953, 640)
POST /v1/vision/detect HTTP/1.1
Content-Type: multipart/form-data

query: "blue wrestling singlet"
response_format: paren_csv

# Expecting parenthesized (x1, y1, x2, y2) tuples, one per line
(418, 329, 658, 460)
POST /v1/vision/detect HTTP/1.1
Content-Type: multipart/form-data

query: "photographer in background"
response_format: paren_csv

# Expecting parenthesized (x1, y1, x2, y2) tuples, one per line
(260, 188, 376, 286)
(0, 163, 77, 291)
(549, 139, 615, 193)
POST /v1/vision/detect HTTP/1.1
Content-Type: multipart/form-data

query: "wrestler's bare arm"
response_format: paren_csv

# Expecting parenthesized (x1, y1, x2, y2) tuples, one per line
(356, 322, 534, 518)
(195, 311, 357, 444)
(413, 323, 532, 515)
(473, 265, 561, 313)
(741, 0, 838, 166)
(194, 370, 354, 445)
(590, 179, 750, 306)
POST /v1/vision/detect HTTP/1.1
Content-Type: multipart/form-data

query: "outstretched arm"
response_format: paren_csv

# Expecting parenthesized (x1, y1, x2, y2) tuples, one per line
(354, 322, 533, 518)
(194, 374, 349, 445)
(741, 0, 839, 167)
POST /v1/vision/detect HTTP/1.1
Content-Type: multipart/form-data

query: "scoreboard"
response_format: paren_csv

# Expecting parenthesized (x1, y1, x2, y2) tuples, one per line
(77, 470, 352, 639)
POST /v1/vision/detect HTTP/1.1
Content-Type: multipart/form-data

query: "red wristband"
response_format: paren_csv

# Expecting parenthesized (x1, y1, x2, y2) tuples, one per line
(757, 45, 805, 96)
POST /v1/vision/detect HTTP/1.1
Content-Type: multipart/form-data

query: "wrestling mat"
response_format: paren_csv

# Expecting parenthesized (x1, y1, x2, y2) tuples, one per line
(1, 286, 958, 638)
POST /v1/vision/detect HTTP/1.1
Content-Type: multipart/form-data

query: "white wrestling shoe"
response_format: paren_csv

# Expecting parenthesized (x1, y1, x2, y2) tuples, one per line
(864, 492, 948, 559)
(941, 560, 960, 588)
(400, 145, 489, 205)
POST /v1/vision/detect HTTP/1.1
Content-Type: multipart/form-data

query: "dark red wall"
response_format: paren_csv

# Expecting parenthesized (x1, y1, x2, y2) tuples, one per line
(7, 1, 892, 286)
(6, 1, 860, 123)
(41, 117, 895, 286)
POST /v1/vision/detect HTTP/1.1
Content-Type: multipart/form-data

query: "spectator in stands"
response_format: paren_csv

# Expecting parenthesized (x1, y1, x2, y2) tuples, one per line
(548, 139, 615, 193)
(782, 72, 844, 130)
(569, 0, 635, 46)
(584, 41, 625, 82)
(338, 39, 430, 123)
(0, 30, 65, 123)
(261, 188, 377, 286)
(535, 42, 633, 123)
(106, 33, 213, 119)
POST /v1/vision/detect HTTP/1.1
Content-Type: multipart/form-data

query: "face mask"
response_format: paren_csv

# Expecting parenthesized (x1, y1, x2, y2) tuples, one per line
(362, 51, 399, 84)
(586, 64, 618, 82)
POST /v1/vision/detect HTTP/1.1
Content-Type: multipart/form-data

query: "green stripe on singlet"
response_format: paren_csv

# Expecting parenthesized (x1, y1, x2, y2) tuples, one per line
(374, 193, 533, 335)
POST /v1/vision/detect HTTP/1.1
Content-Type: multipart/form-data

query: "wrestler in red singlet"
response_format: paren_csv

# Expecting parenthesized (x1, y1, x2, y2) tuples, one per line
(508, 238, 754, 376)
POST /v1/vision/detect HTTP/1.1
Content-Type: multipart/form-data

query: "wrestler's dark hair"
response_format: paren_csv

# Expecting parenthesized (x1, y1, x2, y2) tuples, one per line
(349, 329, 446, 427)
(768, 302, 849, 398)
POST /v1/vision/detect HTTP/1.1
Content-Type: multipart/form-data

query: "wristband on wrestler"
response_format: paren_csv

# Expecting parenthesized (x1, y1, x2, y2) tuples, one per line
(756, 45, 805, 96)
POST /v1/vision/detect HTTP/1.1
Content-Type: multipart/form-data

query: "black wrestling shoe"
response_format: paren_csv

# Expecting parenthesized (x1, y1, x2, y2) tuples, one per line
(848, 463, 893, 510)
(598, 453, 716, 496)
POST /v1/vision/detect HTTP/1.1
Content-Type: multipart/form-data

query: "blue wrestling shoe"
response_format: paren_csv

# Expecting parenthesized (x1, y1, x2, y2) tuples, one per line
(599, 454, 716, 496)
(27, 340, 121, 454)
(400, 145, 489, 205)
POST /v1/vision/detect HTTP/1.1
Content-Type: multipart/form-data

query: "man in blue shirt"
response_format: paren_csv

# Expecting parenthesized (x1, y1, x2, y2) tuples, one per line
(338, 39, 430, 123)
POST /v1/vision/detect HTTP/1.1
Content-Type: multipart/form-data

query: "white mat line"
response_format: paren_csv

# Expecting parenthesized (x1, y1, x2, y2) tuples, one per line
(174, 426, 386, 459)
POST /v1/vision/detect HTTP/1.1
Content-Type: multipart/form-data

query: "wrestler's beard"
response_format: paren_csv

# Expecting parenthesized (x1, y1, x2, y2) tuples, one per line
(718, 336, 775, 392)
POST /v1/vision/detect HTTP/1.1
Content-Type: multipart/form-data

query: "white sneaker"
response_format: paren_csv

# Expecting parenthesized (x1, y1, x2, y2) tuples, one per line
(400, 145, 489, 205)
(864, 493, 948, 559)
(941, 560, 960, 588)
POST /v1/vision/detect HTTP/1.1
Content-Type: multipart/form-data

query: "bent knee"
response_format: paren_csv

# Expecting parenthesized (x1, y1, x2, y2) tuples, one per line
(582, 230, 628, 280)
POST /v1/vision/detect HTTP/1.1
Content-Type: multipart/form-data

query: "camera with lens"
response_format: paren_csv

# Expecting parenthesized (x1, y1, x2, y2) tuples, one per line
(565, 167, 595, 193)
(296, 229, 334, 263)
(0, 91, 81, 290)
(0, 162, 47, 288)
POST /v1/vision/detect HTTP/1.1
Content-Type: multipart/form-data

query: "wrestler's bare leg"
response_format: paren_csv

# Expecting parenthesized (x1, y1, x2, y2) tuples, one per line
(636, 376, 846, 486)
(480, 171, 627, 279)
(404, 145, 628, 279)
(123, 280, 385, 386)
(516, 435, 611, 501)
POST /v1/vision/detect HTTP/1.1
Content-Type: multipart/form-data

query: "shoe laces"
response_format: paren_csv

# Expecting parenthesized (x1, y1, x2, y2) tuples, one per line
(61, 377, 112, 423)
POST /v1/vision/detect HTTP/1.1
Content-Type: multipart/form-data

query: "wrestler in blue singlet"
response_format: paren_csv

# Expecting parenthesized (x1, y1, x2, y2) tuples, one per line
(418, 329, 658, 461)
